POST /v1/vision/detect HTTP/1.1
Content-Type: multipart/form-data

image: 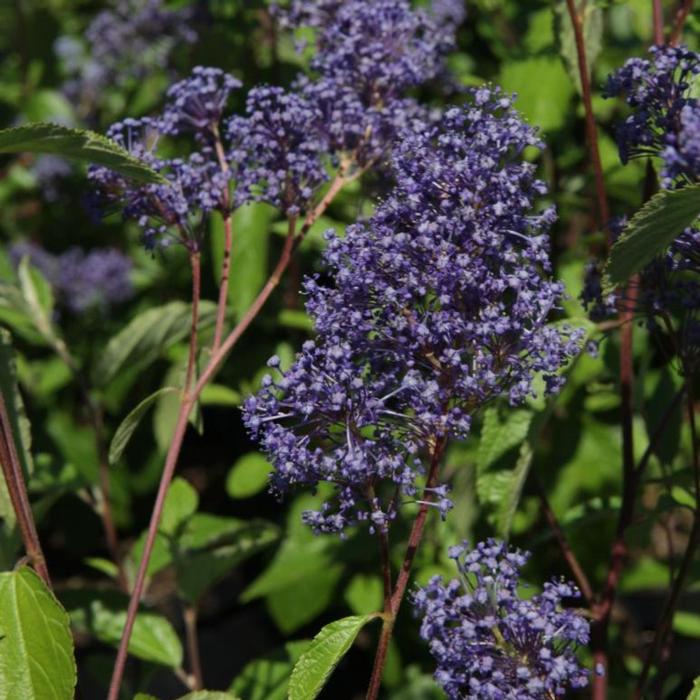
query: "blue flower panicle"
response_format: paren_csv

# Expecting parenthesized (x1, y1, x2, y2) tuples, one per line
(413, 540, 590, 699)
(244, 90, 583, 535)
(604, 45, 700, 184)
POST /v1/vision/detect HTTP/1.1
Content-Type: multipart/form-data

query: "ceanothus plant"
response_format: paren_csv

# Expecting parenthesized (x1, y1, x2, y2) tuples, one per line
(413, 540, 590, 699)
(245, 89, 583, 535)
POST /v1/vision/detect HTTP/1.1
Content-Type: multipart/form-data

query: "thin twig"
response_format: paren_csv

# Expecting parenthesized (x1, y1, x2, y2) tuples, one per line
(183, 604, 203, 691)
(366, 438, 447, 700)
(669, 0, 694, 45)
(532, 475, 594, 605)
(184, 251, 201, 395)
(652, 0, 665, 44)
(106, 174, 349, 700)
(213, 134, 232, 352)
(634, 387, 700, 696)
(564, 0, 611, 235)
(0, 392, 50, 586)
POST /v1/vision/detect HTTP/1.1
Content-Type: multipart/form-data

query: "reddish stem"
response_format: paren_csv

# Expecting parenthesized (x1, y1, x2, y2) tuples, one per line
(184, 604, 203, 691)
(366, 438, 446, 700)
(634, 388, 700, 696)
(652, 0, 665, 44)
(106, 175, 348, 700)
(184, 251, 201, 395)
(213, 135, 232, 353)
(0, 391, 50, 586)
(564, 0, 611, 235)
(669, 0, 694, 45)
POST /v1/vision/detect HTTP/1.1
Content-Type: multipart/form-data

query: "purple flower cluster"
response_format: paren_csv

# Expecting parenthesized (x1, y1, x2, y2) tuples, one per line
(90, 1, 463, 246)
(605, 45, 700, 184)
(244, 90, 583, 534)
(413, 540, 590, 699)
(10, 242, 133, 314)
(57, 0, 196, 116)
(605, 46, 700, 371)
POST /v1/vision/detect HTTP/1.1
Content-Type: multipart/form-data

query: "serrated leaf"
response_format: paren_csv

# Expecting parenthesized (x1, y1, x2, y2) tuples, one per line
(230, 640, 311, 700)
(93, 301, 216, 386)
(109, 387, 178, 465)
(62, 588, 182, 668)
(0, 122, 165, 184)
(555, 0, 604, 95)
(226, 452, 271, 499)
(0, 567, 76, 700)
(288, 615, 380, 700)
(605, 184, 700, 289)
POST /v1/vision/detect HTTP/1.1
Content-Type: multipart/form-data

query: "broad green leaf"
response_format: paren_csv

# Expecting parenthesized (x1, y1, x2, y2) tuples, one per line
(200, 384, 241, 406)
(226, 452, 271, 499)
(160, 477, 199, 536)
(93, 301, 216, 387)
(344, 574, 383, 616)
(554, 0, 604, 95)
(687, 676, 700, 700)
(0, 122, 165, 184)
(109, 387, 178, 465)
(500, 57, 574, 132)
(288, 615, 380, 700)
(605, 184, 700, 289)
(673, 611, 700, 638)
(62, 588, 183, 668)
(230, 640, 310, 700)
(176, 519, 279, 603)
(266, 564, 343, 634)
(0, 567, 76, 700)
(211, 203, 276, 321)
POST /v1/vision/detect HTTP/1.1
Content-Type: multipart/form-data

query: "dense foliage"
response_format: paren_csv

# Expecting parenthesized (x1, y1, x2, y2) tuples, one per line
(0, 1, 699, 699)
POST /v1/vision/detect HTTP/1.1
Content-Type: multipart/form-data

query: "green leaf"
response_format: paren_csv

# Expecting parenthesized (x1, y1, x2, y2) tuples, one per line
(226, 452, 271, 499)
(17, 258, 59, 346)
(93, 301, 216, 387)
(687, 676, 700, 700)
(62, 588, 182, 668)
(555, 0, 604, 95)
(0, 567, 76, 700)
(0, 122, 165, 184)
(604, 184, 700, 289)
(109, 387, 178, 465)
(230, 640, 310, 700)
(288, 615, 380, 700)
(176, 519, 279, 603)
(134, 695, 160, 700)
(500, 57, 574, 132)
(343, 574, 383, 616)
(673, 611, 700, 638)
(160, 477, 199, 537)
(266, 565, 343, 634)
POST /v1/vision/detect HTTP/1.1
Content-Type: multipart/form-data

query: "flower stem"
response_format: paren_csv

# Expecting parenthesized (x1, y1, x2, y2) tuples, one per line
(634, 386, 700, 696)
(184, 603, 203, 691)
(652, 0, 665, 45)
(106, 174, 349, 700)
(669, 0, 694, 45)
(366, 438, 446, 700)
(0, 391, 50, 586)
